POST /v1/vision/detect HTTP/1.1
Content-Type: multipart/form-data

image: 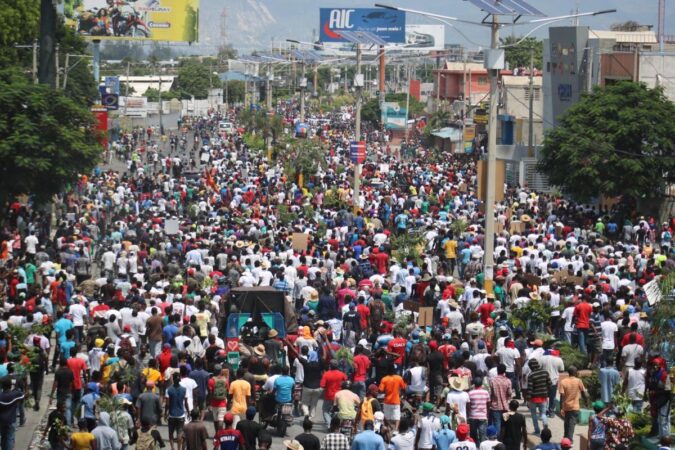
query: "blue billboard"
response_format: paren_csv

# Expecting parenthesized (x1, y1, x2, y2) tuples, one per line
(319, 8, 406, 43)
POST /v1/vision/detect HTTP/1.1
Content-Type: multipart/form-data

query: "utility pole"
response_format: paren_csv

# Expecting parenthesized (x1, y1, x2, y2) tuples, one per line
(55, 44, 60, 90)
(299, 60, 306, 122)
(38, 0, 57, 86)
(528, 48, 534, 157)
(483, 17, 500, 294)
(32, 39, 38, 84)
(313, 63, 318, 97)
(353, 44, 363, 213)
(404, 63, 411, 142)
(62, 53, 69, 89)
(378, 45, 386, 116)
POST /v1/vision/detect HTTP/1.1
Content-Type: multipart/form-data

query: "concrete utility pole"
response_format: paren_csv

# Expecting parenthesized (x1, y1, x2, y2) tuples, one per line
(528, 48, 534, 157)
(32, 39, 38, 84)
(353, 44, 363, 213)
(483, 18, 500, 294)
(378, 45, 386, 111)
(38, 0, 57, 86)
(404, 63, 411, 142)
(299, 60, 306, 122)
(55, 44, 60, 89)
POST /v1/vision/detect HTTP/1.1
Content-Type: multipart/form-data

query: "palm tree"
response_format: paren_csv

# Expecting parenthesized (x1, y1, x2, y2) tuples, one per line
(426, 109, 450, 131)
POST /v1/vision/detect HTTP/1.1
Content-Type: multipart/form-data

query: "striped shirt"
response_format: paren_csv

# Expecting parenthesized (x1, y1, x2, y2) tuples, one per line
(468, 387, 490, 420)
(489, 375, 512, 411)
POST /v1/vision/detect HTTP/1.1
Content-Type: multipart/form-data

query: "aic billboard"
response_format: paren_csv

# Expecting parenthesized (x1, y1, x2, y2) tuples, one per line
(319, 8, 405, 43)
(63, 0, 199, 42)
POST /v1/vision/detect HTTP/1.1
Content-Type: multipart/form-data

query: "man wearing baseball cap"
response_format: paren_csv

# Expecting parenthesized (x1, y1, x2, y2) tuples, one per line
(213, 412, 245, 450)
(480, 425, 501, 450)
(450, 423, 476, 450)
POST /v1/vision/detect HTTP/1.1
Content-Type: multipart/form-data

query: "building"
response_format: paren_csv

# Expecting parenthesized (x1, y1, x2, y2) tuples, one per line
(432, 61, 490, 106)
(109, 75, 176, 96)
(500, 74, 544, 148)
(543, 27, 661, 129)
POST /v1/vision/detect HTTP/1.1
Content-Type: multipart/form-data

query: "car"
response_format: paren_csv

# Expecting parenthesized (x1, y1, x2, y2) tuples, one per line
(218, 121, 234, 133)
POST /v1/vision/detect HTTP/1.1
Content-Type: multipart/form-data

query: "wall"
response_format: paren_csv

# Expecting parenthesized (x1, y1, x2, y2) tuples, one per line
(640, 53, 675, 102)
(600, 52, 637, 84)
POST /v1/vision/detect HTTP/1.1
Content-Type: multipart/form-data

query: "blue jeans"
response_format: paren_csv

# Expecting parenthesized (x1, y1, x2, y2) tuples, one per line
(578, 328, 589, 354)
(564, 331, 573, 345)
(506, 372, 521, 397)
(658, 400, 671, 438)
(563, 410, 579, 440)
(322, 398, 333, 425)
(352, 382, 365, 400)
(528, 401, 548, 434)
(0, 424, 15, 450)
(57, 394, 73, 426)
(489, 409, 505, 436)
(468, 418, 487, 444)
(547, 384, 558, 415)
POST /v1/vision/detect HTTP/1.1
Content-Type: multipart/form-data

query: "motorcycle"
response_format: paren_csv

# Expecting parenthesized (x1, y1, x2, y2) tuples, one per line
(111, 7, 150, 37)
(262, 402, 294, 437)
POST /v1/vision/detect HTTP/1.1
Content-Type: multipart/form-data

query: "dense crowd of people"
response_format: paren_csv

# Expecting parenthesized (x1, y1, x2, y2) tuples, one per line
(0, 104, 672, 450)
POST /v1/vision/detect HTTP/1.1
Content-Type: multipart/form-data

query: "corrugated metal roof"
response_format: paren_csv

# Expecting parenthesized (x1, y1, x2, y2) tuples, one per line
(590, 30, 658, 44)
(431, 127, 462, 141)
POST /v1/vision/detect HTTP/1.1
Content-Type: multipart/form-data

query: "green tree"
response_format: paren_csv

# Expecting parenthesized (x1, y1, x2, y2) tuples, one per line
(538, 82, 675, 201)
(224, 80, 245, 103)
(172, 59, 211, 99)
(0, 72, 101, 206)
(58, 24, 98, 104)
(501, 36, 543, 69)
(0, 0, 39, 55)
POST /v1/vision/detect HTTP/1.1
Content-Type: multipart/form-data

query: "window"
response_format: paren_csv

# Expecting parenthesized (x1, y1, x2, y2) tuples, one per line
(477, 76, 488, 85)
(524, 87, 541, 101)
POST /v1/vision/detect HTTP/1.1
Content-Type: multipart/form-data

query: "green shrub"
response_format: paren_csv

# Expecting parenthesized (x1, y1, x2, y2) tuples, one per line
(557, 341, 589, 370)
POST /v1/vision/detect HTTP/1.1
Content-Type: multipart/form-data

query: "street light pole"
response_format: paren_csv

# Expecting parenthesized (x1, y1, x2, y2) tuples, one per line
(404, 63, 411, 142)
(300, 60, 306, 122)
(353, 44, 363, 213)
(528, 48, 535, 157)
(483, 18, 500, 294)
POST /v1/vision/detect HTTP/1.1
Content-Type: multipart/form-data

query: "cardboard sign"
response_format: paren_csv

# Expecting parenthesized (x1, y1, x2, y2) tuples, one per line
(164, 219, 179, 235)
(226, 339, 239, 352)
(402, 300, 420, 312)
(509, 220, 524, 234)
(291, 232, 309, 252)
(418, 307, 434, 327)
(551, 270, 568, 284)
(565, 276, 584, 286)
(644, 278, 662, 305)
(201, 152, 210, 162)
(522, 274, 542, 286)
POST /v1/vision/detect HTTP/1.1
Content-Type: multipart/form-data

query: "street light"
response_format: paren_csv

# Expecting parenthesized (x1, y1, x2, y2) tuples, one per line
(374, 3, 615, 293)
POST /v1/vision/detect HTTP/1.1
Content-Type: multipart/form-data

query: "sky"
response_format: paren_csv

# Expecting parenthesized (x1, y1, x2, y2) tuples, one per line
(199, 0, 673, 52)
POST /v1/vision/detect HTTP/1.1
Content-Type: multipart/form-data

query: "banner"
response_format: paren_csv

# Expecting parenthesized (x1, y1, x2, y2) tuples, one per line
(319, 8, 405, 43)
(350, 141, 366, 164)
(62, 0, 199, 42)
(382, 102, 407, 130)
(91, 106, 108, 150)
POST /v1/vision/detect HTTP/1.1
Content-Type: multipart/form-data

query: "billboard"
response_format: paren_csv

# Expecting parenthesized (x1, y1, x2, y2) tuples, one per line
(62, 0, 199, 42)
(319, 8, 405, 43)
(382, 102, 407, 130)
(390, 24, 445, 51)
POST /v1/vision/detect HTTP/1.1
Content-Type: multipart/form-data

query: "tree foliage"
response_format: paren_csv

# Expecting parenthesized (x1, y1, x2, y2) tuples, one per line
(538, 82, 675, 201)
(0, 73, 101, 205)
(58, 25, 98, 104)
(501, 36, 543, 69)
(224, 80, 245, 103)
(171, 59, 212, 99)
(0, 0, 39, 48)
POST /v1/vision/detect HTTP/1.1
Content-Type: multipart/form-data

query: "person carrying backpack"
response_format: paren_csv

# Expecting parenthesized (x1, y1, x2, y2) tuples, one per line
(135, 420, 165, 450)
(209, 365, 230, 431)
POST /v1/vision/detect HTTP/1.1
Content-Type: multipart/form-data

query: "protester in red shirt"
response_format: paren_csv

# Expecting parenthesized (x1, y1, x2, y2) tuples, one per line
(356, 298, 370, 332)
(213, 413, 245, 450)
(320, 360, 347, 422)
(573, 295, 593, 354)
(352, 345, 371, 398)
(477, 295, 496, 325)
(387, 332, 407, 367)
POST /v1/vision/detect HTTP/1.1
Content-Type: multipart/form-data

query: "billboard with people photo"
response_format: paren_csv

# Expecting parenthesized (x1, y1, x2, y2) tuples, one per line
(62, 0, 199, 42)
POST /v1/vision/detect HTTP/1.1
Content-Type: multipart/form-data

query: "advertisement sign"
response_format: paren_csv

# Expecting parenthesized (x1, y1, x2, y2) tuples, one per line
(91, 106, 108, 149)
(295, 122, 309, 138)
(62, 0, 199, 42)
(319, 8, 405, 43)
(381, 102, 407, 130)
(391, 24, 445, 51)
(350, 141, 366, 164)
(104, 76, 120, 95)
(463, 126, 476, 142)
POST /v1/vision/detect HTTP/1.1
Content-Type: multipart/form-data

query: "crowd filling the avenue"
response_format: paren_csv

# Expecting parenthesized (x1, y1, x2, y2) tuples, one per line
(0, 107, 672, 450)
